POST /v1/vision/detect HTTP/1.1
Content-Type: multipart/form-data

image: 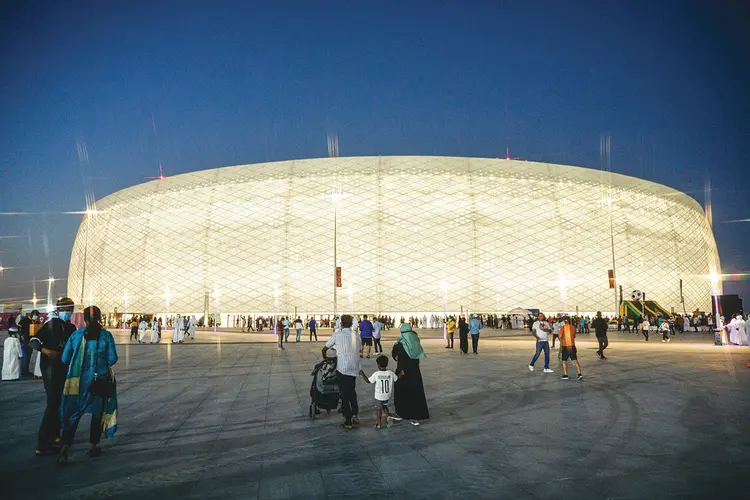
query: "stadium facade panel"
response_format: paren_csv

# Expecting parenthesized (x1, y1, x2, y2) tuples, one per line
(67, 156, 721, 317)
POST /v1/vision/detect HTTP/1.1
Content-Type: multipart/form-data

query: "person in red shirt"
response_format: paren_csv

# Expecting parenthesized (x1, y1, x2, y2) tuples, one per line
(559, 316, 583, 381)
(276, 318, 285, 351)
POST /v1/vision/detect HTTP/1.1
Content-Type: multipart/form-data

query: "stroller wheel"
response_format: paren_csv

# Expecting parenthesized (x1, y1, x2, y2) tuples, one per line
(309, 403, 316, 420)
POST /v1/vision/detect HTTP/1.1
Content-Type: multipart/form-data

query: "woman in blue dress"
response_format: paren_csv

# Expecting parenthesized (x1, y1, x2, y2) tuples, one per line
(57, 306, 118, 464)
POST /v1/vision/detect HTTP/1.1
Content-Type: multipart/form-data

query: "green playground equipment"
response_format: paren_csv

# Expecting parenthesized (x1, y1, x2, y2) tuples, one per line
(620, 300, 673, 320)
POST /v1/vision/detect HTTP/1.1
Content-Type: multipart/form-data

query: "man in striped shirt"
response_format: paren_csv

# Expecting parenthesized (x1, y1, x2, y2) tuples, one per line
(322, 314, 362, 429)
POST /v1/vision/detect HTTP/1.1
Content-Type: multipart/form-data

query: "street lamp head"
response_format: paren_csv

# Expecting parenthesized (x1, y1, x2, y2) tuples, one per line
(330, 190, 344, 203)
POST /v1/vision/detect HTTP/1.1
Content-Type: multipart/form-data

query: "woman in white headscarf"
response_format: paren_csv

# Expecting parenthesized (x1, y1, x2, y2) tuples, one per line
(187, 315, 196, 339)
(172, 315, 184, 343)
(726, 316, 742, 345)
(138, 317, 149, 344)
(150, 317, 160, 343)
(734, 314, 747, 346)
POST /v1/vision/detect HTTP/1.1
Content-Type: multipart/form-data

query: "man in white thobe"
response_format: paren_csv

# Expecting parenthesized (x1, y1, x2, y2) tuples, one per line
(173, 315, 185, 343)
(150, 318, 160, 343)
(2, 328, 23, 380)
(734, 314, 747, 346)
(138, 318, 149, 343)
(726, 316, 740, 345)
(187, 315, 196, 339)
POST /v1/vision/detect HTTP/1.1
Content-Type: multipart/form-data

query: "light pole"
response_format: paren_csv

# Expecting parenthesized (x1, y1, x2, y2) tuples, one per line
(441, 281, 448, 342)
(273, 286, 279, 340)
(558, 272, 566, 315)
(709, 272, 724, 344)
(46, 276, 55, 312)
(123, 294, 128, 327)
(213, 289, 220, 333)
(331, 190, 344, 318)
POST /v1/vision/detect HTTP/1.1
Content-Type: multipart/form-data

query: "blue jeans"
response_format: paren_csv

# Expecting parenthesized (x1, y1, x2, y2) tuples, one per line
(471, 333, 479, 353)
(21, 344, 31, 376)
(530, 341, 550, 369)
(296, 328, 302, 342)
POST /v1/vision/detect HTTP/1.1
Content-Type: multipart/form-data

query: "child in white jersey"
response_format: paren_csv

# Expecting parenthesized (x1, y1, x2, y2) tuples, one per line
(359, 355, 401, 429)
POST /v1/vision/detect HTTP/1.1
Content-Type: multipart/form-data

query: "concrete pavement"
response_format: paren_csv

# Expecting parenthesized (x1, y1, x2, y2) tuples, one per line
(0, 331, 748, 499)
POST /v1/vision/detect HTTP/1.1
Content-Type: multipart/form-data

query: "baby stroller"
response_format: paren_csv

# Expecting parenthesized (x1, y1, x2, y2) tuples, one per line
(309, 357, 340, 420)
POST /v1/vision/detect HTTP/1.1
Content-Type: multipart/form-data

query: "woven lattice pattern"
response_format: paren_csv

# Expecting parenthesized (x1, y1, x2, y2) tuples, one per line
(67, 156, 721, 316)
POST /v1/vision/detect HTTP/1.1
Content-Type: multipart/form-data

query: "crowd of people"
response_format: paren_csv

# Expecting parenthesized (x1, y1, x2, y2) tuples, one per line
(121, 315, 197, 344)
(3, 301, 749, 449)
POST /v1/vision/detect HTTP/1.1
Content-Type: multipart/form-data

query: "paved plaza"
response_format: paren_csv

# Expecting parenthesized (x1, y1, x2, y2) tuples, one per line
(1, 331, 748, 500)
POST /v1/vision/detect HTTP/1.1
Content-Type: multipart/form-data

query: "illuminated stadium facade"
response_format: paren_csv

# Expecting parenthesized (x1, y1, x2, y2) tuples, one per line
(67, 156, 721, 319)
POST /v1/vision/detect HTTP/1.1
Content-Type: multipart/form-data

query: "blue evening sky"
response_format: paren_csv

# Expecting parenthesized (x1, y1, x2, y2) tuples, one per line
(1, 0, 748, 305)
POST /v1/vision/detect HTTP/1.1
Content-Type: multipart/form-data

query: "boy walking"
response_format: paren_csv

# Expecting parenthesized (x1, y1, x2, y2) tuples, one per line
(551, 317, 562, 348)
(359, 355, 401, 429)
(559, 317, 583, 380)
(660, 319, 671, 342)
(640, 317, 650, 341)
(372, 317, 383, 353)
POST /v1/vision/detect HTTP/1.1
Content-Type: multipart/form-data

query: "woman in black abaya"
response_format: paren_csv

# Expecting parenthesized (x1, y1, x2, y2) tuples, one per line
(391, 324, 429, 426)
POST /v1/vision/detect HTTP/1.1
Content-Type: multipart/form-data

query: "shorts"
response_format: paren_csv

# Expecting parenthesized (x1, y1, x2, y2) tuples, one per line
(361, 337, 373, 346)
(373, 398, 390, 409)
(561, 346, 578, 361)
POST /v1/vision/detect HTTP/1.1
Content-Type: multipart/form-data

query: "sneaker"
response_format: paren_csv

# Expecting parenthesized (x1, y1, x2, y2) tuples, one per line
(389, 415, 403, 421)
(352, 415, 360, 425)
(667, 338, 671, 342)
(577, 374, 583, 381)
(596, 351, 601, 358)
(560, 375, 570, 380)
(410, 420, 420, 426)
(662, 340, 666, 343)
(528, 365, 534, 372)
(543, 368, 554, 373)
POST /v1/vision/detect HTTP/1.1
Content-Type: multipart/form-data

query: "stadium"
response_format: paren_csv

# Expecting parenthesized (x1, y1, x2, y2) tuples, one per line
(67, 156, 721, 320)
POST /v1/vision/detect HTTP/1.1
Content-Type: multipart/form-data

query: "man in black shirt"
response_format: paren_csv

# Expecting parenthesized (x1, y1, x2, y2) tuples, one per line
(592, 311, 610, 360)
(34, 297, 76, 456)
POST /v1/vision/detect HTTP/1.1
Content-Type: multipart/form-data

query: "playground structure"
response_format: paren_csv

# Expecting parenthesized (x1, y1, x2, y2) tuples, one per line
(620, 300, 674, 320)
